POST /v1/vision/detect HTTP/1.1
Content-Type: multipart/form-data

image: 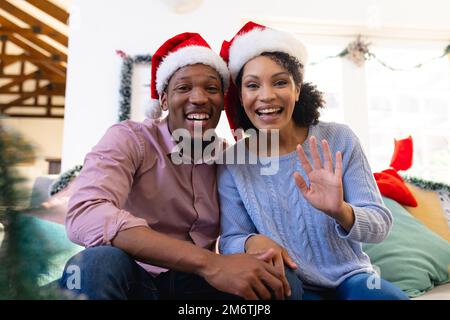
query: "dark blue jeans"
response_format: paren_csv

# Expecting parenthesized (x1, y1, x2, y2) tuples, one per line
(303, 273, 409, 300)
(59, 246, 304, 300)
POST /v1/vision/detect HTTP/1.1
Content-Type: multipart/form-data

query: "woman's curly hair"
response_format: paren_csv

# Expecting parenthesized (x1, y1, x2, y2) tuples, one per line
(234, 51, 325, 130)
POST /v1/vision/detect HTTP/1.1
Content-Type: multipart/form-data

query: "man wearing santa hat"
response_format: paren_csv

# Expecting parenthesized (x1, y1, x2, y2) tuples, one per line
(60, 32, 301, 300)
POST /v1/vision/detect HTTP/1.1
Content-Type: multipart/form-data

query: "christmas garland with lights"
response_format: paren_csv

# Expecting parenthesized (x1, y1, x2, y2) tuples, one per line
(49, 164, 83, 196)
(117, 51, 152, 122)
(403, 176, 450, 194)
(310, 37, 450, 70)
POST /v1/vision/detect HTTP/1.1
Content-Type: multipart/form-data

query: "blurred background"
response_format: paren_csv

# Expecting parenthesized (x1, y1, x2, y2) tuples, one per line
(1, 0, 449, 301)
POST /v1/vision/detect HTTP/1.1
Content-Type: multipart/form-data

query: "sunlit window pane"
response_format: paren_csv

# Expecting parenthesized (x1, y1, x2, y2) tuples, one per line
(367, 46, 450, 183)
(305, 45, 344, 123)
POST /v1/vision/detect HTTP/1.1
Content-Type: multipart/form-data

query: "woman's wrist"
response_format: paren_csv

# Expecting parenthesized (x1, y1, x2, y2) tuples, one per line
(335, 202, 355, 232)
(244, 234, 258, 252)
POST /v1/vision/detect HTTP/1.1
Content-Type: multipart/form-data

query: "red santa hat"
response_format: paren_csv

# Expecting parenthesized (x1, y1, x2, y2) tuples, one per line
(148, 32, 230, 119)
(219, 21, 309, 130)
(220, 21, 308, 83)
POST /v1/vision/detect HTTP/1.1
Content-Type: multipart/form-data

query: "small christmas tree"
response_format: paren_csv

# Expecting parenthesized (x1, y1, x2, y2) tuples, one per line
(0, 121, 62, 299)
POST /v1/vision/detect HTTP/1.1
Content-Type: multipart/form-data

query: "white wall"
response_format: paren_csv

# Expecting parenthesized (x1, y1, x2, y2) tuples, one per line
(62, 0, 450, 170)
(2, 118, 64, 159)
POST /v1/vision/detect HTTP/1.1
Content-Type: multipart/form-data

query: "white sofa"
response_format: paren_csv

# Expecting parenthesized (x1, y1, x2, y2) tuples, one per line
(413, 283, 450, 300)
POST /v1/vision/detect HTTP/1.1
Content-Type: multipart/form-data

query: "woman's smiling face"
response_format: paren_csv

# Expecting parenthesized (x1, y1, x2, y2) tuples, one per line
(240, 55, 300, 132)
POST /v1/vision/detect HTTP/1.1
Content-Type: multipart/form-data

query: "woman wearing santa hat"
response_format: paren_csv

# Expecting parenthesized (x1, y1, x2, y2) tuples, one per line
(218, 21, 409, 300)
(61, 32, 300, 300)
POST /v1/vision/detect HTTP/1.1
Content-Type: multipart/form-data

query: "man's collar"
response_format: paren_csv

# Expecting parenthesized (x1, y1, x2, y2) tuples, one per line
(147, 117, 178, 156)
(148, 117, 227, 164)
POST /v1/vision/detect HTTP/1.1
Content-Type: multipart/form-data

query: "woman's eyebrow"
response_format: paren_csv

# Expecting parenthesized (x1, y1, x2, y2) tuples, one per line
(242, 74, 259, 80)
(271, 72, 290, 78)
(243, 72, 290, 80)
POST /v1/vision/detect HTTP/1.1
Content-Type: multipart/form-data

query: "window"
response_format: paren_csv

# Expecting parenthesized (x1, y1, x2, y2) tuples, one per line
(305, 45, 344, 123)
(366, 45, 450, 183)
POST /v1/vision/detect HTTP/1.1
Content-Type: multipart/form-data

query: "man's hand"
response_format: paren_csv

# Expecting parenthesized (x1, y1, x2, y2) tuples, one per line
(199, 250, 289, 300)
(112, 227, 292, 300)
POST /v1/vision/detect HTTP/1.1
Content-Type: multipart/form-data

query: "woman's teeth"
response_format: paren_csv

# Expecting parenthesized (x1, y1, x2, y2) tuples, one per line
(256, 107, 282, 115)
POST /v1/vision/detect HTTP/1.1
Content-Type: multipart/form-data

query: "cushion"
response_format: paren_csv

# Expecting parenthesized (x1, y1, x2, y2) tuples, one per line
(374, 169, 417, 207)
(412, 282, 450, 300)
(37, 180, 75, 225)
(403, 183, 450, 243)
(389, 136, 413, 171)
(12, 214, 83, 286)
(362, 196, 450, 298)
(29, 175, 59, 207)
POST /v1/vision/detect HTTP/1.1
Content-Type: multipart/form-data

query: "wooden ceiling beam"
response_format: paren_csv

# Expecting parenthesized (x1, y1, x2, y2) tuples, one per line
(0, 85, 65, 95)
(0, 1, 68, 119)
(0, 72, 65, 82)
(0, 90, 65, 96)
(7, 34, 66, 79)
(0, 1, 68, 46)
(1, 26, 40, 37)
(0, 83, 65, 110)
(0, 113, 64, 119)
(0, 103, 64, 108)
(0, 72, 39, 92)
(0, 34, 5, 73)
(0, 16, 68, 61)
(26, 0, 69, 24)
(1, 53, 64, 65)
(0, 54, 65, 72)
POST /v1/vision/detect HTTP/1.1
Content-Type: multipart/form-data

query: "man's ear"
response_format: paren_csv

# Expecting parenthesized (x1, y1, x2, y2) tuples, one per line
(160, 91, 169, 111)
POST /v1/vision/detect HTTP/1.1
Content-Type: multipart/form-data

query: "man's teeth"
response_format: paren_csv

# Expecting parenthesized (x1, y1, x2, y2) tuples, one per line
(186, 113, 210, 120)
(257, 107, 282, 115)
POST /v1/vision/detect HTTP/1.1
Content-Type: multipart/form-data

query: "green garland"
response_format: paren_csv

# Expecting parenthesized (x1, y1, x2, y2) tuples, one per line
(117, 51, 152, 122)
(403, 175, 450, 194)
(49, 164, 83, 196)
(310, 36, 450, 71)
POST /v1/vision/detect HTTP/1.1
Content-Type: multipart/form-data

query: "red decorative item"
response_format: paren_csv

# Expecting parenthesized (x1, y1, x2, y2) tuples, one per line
(374, 136, 418, 207)
(389, 136, 413, 171)
(115, 50, 128, 59)
(374, 169, 418, 207)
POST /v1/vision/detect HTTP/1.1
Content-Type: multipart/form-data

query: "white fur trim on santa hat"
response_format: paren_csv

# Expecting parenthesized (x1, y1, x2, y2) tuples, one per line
(156, 46, 230, 95)
(146, 98, 163, 119)
(228, 27, 308, 82)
